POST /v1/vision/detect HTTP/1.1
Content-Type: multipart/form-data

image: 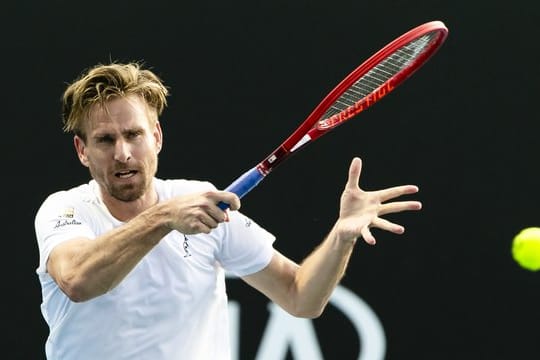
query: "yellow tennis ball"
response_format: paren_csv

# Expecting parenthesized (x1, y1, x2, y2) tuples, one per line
(512, 227, 540, 271)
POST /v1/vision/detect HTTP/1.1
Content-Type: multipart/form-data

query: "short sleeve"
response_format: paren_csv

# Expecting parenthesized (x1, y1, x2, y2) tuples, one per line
(34, 192, 96, 274)
(217, 210, 276, 277)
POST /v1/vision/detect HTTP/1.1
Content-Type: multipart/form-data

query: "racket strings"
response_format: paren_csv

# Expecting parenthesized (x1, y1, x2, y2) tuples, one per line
(320, 32, 438, 120)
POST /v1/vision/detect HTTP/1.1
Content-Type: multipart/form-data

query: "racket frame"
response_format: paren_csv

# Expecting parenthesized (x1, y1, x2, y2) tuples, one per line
(219, 20, 448, 208)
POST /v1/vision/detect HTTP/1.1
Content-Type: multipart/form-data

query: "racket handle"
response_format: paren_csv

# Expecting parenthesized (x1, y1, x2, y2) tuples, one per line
(218, 166, 265, 210)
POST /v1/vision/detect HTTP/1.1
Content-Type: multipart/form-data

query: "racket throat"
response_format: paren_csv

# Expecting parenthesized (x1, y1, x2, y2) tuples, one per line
(260, 145, 292, 174)
(290, 134, 312, 152)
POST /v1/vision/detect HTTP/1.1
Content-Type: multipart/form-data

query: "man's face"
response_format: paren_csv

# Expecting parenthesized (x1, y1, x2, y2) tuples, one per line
(74, 95, 162, 203)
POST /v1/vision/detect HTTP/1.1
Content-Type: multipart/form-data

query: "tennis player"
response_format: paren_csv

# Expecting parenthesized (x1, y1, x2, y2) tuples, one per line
(34, 61, 422, 359)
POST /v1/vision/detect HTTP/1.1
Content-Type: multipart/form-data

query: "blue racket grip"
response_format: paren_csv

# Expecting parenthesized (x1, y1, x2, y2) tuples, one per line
(218, 167, 265, 210)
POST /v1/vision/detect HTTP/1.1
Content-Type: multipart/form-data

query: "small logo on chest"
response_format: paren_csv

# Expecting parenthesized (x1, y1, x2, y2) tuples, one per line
(183, 235, 192, 258)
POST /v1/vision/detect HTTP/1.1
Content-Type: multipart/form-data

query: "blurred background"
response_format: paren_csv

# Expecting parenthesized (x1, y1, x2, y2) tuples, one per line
(5, 0, 540, 358)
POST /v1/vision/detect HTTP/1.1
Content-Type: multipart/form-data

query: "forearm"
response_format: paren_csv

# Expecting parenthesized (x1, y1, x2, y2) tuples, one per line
(49, 204, 172, 302)
(293, 227, 356, 317)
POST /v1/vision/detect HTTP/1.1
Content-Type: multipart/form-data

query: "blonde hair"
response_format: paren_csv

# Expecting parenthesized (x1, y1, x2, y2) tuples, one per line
(62, 61, 169, 138)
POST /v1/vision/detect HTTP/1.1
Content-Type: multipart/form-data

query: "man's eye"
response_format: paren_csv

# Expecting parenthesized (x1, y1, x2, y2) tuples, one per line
(127, 131, 142, 140)
(97, 136, 114, 144)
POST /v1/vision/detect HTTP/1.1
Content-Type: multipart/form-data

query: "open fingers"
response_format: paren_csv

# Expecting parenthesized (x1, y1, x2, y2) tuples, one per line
(378, 200, 422, 216)
(361, 216, 410, 245)
(377, 184, 420, 203)
(371, 217, 406, 234)
(361, 226, 376, 245)
(345, 157, 363, 191)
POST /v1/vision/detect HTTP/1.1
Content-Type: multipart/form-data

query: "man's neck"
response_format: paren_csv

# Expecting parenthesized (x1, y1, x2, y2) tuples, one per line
(99, 185, 158, 223)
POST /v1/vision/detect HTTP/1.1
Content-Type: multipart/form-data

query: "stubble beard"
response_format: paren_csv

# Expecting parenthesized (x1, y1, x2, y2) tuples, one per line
(93, 158, 158, 203)
(109, 179, 148, 202)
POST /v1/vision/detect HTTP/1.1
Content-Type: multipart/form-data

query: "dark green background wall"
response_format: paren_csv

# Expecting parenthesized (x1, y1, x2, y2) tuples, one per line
(5, 0, 539, 358)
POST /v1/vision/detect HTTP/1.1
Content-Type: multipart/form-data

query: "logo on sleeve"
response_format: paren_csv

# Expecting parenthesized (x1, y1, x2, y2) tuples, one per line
(61, 207, 75, 218)
(54, 207, 82, 229)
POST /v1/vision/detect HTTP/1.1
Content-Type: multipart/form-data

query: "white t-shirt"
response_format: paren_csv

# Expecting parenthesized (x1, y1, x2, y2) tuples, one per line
(34, 178, 275, 360)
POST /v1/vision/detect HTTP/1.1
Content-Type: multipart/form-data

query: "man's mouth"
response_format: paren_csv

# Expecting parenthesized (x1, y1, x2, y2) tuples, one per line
(115, 170, 138, 178)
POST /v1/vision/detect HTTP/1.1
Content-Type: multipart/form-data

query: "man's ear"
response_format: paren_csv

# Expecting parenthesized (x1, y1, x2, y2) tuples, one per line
(74, 135, 90, 167)
(155, 121, 163, 154)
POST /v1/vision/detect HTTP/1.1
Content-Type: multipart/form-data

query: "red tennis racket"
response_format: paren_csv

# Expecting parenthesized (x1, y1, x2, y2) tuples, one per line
(219, 20, 448, 209)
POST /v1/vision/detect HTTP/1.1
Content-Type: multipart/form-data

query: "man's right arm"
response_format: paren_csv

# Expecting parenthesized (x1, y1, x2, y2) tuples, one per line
(47, 190, 241, 302)
(47, 208, 170, 302)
